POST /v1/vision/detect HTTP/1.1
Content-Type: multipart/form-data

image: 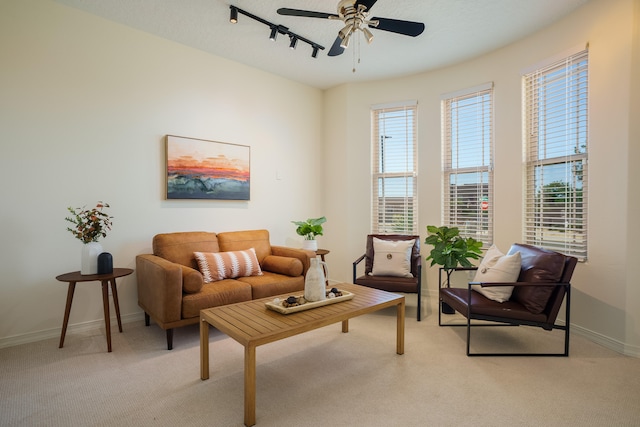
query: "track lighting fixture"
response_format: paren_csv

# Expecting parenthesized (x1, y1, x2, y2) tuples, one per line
(229, 5, 325, 58)
(229, 6, 238, 24)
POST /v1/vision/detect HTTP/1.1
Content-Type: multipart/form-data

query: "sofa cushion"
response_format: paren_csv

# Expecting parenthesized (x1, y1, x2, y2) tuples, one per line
(235, 271, 305, 299)
(371, 237, 415, 278)
(217, 229, 272, 263)
(262, 255, 303, 277)
(508, 244, 566, 314)
(471, 245, 522, 303)
(194, 248, 263, 283)
(153, 232, 219, 270)
(182, 279, 252, 319)
(180, 265, 204, 294)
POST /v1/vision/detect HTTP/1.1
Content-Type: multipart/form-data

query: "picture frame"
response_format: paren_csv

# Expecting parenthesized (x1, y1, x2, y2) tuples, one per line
(166, 135, 250, 200)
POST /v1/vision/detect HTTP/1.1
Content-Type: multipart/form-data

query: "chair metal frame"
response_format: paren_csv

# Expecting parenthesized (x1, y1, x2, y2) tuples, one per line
(438, 250, 576, 357)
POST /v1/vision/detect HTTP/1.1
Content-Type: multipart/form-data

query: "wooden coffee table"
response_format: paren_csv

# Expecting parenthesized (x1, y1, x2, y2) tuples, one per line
(200, 282, 405, 427)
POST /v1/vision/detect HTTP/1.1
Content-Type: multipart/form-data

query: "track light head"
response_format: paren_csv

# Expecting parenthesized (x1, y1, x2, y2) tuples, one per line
(269, 26, 278, 41)
(312, 45, 319, 58)
(229, 6, 238, 24)
(289, 36, 298, 50)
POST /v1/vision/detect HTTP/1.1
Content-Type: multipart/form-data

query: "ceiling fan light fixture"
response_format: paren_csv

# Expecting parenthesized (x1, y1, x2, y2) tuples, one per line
(276, 1, 426, 59)
(229, 6, 238, 24)
(340, 32, 351, 49)
(362, 27, 374, 44)
(338, 23, 352, 40)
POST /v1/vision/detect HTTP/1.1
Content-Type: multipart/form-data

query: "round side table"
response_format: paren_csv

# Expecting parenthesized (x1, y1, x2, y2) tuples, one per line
(56, 268, 133, 352)
(316, 248, 329, 262)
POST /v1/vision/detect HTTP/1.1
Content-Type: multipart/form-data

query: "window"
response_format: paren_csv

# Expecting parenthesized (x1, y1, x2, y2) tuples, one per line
(371, 101, 418, 234)
(441, 83, 494, 245)
(523, 48, 588, 260)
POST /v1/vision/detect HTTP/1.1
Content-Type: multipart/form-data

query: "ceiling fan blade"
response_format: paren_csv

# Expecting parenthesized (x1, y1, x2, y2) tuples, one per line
(370, 17, 425, 37)
(327, 36, 345, 57)
(355, 0, 379, 11)
(277, 8, 338, 19)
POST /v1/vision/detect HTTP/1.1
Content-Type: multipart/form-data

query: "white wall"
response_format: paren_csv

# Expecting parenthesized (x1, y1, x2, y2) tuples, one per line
(323, 0, 640, 356)
(0, 0, 324, 346)
(626, 0, 640, 353)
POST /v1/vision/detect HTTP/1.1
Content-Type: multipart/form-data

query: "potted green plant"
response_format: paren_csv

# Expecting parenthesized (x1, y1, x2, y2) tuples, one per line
(424, 225, 482, 313)
(292, 216, 326, 251)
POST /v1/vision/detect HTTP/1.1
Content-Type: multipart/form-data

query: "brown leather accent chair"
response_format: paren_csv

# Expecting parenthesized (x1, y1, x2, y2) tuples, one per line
(439, 243, 577, 356)
(353, 234, 422, 321)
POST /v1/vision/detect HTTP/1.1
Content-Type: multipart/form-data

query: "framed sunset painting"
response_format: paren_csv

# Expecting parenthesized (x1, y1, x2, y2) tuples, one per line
(166, 135, 250, 200)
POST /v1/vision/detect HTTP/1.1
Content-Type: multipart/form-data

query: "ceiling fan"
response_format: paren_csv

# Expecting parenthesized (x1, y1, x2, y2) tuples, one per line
(277, 0, 425, 57)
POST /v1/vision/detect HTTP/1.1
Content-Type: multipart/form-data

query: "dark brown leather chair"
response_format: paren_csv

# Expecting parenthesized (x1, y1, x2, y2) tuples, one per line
(353, 234, 422, 321)
(439, 243, 577, 356)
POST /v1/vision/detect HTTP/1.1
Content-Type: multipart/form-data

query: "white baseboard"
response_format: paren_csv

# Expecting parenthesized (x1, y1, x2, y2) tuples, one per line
(569, 322, 640, 358)
(0, 312, 145, 350)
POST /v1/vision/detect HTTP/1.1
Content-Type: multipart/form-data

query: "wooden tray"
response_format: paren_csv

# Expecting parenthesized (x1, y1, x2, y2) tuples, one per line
(265, 290, 354, 314)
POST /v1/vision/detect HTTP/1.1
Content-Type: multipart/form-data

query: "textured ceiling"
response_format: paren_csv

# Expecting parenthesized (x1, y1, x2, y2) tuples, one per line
(53, 0, 591, 89)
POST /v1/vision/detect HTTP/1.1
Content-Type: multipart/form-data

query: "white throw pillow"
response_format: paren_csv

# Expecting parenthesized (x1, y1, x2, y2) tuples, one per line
(471, 244, 522, 302)
(370, 238, 415, 278)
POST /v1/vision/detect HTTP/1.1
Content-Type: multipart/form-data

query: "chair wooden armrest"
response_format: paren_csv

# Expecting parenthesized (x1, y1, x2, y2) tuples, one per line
(352, 253, 366, 283)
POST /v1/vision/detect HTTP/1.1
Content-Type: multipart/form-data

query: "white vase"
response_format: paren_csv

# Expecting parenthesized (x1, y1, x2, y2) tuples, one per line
(304, 257, 328, 302)
(302, 239, 318, 251)
(81, 242, 103, 275)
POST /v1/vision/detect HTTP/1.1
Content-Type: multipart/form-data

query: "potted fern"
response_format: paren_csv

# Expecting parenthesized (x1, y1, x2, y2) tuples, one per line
(292, 216, 326, 251)
(424, 225, 482, 313)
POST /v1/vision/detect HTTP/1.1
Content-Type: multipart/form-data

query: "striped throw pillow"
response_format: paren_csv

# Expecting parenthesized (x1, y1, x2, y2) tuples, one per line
(194, 248, 263, 283)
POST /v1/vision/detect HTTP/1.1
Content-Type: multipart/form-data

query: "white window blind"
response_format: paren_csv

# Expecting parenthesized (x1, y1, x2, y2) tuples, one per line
(371, 102, 418, 234)
(523, 49, 588, 260)
(441, 83, 494, 245)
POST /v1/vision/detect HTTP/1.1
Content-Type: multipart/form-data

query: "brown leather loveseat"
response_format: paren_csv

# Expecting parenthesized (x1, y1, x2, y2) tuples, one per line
(136, 229, 312, 349)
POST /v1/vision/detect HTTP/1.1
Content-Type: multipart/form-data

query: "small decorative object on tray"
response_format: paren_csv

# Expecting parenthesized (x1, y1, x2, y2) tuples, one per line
(265, 288, 354, 314)
(282, 296, 305, 308)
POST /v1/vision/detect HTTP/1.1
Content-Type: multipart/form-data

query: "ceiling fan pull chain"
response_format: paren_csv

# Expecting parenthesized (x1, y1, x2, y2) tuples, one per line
(352, 36, 355, 72)
(352, 35, 358, 73)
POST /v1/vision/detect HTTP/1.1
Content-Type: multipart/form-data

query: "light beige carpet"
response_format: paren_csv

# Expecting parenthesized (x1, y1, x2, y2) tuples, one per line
(1, 294, 639, 427)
